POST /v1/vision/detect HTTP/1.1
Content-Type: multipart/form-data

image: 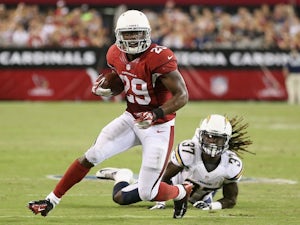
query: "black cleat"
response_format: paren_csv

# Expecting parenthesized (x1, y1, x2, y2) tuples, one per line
(28, 199, 53, 217)
(173, 182, 194, 219)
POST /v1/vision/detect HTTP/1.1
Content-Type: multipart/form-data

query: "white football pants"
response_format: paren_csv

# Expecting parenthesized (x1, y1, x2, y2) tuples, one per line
(85, 111, 175, 201)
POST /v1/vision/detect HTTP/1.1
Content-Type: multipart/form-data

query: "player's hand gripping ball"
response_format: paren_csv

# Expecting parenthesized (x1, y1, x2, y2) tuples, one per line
(92, 72, 124, 97)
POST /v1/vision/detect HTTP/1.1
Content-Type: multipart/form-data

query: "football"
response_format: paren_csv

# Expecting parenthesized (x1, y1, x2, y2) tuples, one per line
(100, 72, 124, 96)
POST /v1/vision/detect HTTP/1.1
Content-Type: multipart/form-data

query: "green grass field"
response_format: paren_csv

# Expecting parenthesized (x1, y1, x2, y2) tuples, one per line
(0, 101, 299, 225)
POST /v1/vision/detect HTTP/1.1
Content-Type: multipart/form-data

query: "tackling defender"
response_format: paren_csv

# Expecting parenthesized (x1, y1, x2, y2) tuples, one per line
(97, 114, 253, 213)
(28, 10, 191, 219)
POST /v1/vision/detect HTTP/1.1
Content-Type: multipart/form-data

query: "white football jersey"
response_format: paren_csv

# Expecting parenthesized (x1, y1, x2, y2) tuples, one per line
(170, 136, 243, 203)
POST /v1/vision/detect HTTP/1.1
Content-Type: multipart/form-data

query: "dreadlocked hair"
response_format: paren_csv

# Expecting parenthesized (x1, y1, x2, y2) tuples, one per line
(228, 115, 254, 157)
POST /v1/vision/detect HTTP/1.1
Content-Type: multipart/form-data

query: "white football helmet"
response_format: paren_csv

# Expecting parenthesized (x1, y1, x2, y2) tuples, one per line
(196, 114, 232, 157)
(115, 10, 151, 54)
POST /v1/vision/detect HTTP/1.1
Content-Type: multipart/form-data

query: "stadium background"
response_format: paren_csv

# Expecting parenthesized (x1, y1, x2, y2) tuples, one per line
(0, 2, 299, 225)
(0, 0, 298, 101)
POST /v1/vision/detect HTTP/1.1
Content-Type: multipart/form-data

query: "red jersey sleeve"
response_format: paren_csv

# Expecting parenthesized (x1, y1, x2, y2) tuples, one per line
(147, 45, 178, 75)
(106, 45, 121, 71)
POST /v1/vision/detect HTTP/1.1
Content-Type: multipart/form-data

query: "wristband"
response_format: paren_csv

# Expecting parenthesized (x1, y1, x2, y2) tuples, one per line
(152, 108, 164, 120)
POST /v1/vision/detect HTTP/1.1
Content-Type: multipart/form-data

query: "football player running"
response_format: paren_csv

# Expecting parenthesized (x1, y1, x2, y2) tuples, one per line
(97, 114, 252, 214)
(151, 114, 253, 211)
(28, 10, 191, 219)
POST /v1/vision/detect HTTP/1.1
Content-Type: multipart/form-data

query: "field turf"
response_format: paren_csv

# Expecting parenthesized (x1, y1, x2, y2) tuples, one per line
(0, 101, 299, 225)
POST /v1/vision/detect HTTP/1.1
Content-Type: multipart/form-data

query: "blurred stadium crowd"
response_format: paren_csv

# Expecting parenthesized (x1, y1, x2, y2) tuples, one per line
(0, 0, 299, 50)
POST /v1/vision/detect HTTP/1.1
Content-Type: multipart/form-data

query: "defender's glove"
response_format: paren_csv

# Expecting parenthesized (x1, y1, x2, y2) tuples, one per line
(193, 201, 222, 210)
(149, 201, 166, 210)
(134, 111, 155, 129)
(91, 74, 113, 97)
(193, 201, 209, 209)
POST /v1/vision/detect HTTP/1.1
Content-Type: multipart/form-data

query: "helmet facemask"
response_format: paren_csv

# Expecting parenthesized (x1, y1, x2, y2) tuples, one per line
(197, 114, 232, 157)
(199, 130, 230, 157)
(115, 28, 151, 54)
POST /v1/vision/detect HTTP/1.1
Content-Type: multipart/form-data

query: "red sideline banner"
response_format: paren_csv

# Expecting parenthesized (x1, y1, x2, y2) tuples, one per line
(181, 69, 287, 100)
(0, 68, 287, 101)
(0, 68, 102, 101)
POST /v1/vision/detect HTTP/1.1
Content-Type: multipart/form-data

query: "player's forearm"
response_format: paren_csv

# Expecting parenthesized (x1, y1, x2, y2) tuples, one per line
(162, 162, 183, 184)
(160, 91, 188, 116)
(221, 182, 238, 208)
(217, 198, 236, 209)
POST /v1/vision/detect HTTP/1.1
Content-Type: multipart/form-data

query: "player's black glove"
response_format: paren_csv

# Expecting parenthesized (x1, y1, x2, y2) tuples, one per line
(193, 201, 209, 209)
(193, 201, 222, 210)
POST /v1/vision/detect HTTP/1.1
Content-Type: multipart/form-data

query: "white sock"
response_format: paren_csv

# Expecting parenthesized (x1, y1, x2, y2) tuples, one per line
(46, 192, 61, 207)
(174, 184, 186, 201)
